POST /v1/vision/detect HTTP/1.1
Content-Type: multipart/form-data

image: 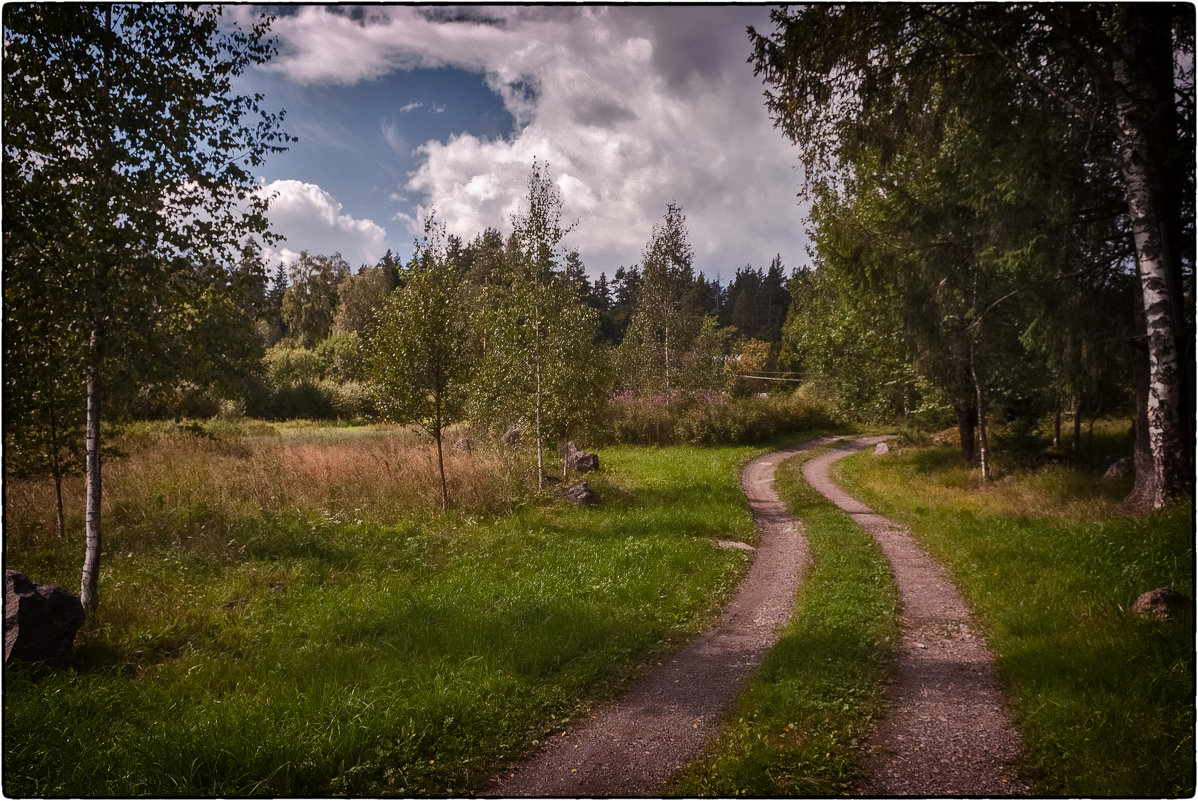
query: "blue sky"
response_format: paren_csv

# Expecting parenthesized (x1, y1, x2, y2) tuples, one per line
(236, 5, 811, 280)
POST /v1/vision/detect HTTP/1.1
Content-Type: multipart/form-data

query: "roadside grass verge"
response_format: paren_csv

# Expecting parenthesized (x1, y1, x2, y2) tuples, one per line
(839, 440, 1194, 797)
(4, 425, 765, 797)
(672, 444, 899, 796)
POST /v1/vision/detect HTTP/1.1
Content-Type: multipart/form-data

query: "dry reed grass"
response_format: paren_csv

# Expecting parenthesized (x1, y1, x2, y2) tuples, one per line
(5, 425, 522, 564)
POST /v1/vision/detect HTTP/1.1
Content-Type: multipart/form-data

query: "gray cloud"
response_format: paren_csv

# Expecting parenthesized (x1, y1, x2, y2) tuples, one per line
(257, 5, 811, 277)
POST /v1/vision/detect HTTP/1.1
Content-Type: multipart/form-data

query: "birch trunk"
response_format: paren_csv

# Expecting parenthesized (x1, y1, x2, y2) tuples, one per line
(1113, 54, 1186, 509)
(80, 324, 104, 612)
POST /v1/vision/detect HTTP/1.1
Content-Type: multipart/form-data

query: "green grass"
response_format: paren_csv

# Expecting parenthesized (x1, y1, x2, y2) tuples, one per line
(4, 429, 769, 797)
(671, 444, 899, 796)
(839, 442, 1194, 797)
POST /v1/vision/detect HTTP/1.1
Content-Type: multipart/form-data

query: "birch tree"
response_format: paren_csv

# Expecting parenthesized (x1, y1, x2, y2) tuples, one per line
(3, 4, 291, 610)
(750, 4, 1193, 507)
(368, 217, 472, 511)
(469, 162, 606, 488)
(619, 202, 698, 401)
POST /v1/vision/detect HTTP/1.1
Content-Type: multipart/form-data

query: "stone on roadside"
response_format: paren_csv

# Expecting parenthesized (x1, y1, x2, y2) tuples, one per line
(1132, 587, 1190, 620)
(1103, 457, 1133, 480)
(874, 442, 890, 455)
(5, 570, 85, 668)
(564, 441, 600, 474)
(563, 482, 599, 506)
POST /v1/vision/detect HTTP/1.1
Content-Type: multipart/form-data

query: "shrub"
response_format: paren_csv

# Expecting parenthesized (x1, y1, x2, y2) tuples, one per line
(603, 387, 834, 446)
(323, 380, 378, 422)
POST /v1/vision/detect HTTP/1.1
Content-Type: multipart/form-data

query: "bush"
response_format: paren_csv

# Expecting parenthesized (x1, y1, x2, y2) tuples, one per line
(603, 387, 834, 446)
(264, 344, 323, 388)
(273, 381, 333, 420)
(323, 380, 378, 422)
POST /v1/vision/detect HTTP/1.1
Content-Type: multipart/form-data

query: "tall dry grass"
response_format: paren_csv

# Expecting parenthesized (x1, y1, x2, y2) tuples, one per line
(5, 424, 523, 576)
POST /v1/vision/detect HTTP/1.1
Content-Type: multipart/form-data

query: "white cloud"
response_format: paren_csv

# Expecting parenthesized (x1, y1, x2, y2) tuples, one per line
(261, 6, 810, 276)
(399, 101, 423, 113)
(259, 179, 387, 268)
(380, 118, 406, 153)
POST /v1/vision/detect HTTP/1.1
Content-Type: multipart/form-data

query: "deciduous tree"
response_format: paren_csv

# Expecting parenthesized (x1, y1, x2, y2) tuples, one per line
(3, 4, 291, 610)
(368, 217, 472, 511)
(751, 4, 1193, 501)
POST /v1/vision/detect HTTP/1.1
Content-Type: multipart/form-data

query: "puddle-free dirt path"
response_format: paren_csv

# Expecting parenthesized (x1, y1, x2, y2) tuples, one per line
(803, 436, 1028, 796)
(485, 436, 840, 797)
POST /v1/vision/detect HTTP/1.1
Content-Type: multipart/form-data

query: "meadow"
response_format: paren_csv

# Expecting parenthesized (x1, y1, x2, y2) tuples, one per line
(4, 421, 766, 796)
(4, 420, 1192, 797)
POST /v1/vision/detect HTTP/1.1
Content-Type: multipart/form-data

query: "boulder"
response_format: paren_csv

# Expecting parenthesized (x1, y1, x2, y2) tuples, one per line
(502, 427, 521, 447)
(451, 436, 473, 453)
(563, 482, 600, 506)
(1132, 587, 1191, 621)
(5, 570, 85, 667)
(1103, 457, 1134, 480)
(564, 441, 600, 474)
(874, 442, 890, 455)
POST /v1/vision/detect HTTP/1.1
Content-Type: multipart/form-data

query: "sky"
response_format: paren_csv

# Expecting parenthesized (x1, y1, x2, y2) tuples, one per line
(235, 4, 811, 281)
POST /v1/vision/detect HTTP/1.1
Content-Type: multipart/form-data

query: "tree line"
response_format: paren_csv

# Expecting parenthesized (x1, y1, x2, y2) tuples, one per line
(753, 4, 1194, 512)
(246, 166, 797, 505)
(5, 5, 1192, 613)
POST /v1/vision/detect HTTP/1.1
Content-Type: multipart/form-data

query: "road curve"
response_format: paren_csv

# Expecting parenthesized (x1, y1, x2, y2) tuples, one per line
(484, 436, 840, 797)
(802, 437, 1028, 796)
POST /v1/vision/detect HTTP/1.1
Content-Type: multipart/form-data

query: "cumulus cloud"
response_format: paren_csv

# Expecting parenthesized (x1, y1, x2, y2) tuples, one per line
(259, 179, 387, 268)
(260, 5, 808, 276)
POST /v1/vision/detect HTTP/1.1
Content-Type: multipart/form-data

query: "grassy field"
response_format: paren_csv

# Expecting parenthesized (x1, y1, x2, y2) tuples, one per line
(840, 432, 1194, 797)
(4, 422, 768, 796)
(6, 421, 1191, 796)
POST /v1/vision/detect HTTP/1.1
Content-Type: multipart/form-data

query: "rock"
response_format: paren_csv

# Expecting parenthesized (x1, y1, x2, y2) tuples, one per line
(1132, 587, 1191, 620)
(564, 441, 600, 474)
(563, 482, 600, 506)
(5, 570, 85, 667)
(451, 436, 473, 453)
(502, 427, 521, 447)
(874, 442, 890, 455)
(1103, 457, 1133, 480)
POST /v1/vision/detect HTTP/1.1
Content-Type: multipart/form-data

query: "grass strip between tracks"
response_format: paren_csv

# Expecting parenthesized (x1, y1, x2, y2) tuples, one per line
(671, 442, 900, 796)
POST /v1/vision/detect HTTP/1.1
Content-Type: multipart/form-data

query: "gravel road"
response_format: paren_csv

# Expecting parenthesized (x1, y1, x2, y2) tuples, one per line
(484, 436, 839, 797)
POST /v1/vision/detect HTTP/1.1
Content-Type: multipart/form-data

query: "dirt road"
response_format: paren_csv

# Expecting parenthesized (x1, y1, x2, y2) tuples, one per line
(802, 437, 1028, 795)
(485, 436, 839, 797)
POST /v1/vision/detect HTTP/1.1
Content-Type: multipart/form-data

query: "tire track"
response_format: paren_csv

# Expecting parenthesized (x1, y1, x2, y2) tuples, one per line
(802, 436, 1028, 796)
(484, 437, 839, 797)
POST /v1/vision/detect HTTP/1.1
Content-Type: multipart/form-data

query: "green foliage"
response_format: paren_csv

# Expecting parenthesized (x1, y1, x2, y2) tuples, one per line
(750, 3, 1194, 503)
(333, 267, 392, 336)
(618, 202, 700, 397)
(259, 342, 373, 422)
(604, 389, 835, 446)
(282, 252, 351, 348)
(368, 216, 473, 506)
(467, 162, 609, 481)
(780, 267, 914, 423)
(313, 332, 364, 384)
(264, 344, 324, 389)
(3, 3, 292, 609)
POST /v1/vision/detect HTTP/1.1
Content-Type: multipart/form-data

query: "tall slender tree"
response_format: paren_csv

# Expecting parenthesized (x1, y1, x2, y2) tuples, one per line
(469, 162, 606, 488)
(619, 202, 698, 399)
(3, 4, 291, 610)
(368, 216, 472, 511)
